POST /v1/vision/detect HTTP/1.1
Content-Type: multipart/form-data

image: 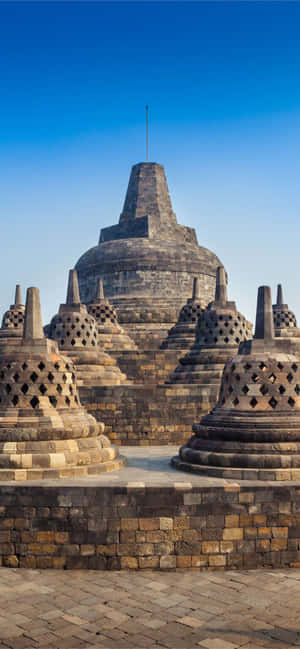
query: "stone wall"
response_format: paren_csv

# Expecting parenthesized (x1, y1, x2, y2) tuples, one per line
(110, 350, 184, 384)
(1, 482, 300, 570)
(79, 384, 216, 446)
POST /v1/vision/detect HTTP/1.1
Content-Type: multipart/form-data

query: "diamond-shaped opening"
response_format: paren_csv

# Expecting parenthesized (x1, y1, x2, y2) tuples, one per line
(244, 363, 252, 371)
(292, 364, 298, 373)
(74, 395, 79, 404)
(39, 384, 47, 395)
(277, 362, 284, 370)
(56, 384, 62, 394)
(72, 374, 76, 382)
(71, 324, 75, 330)
(30, 396, 39, 409)
(269, 397, 278, 409)
(62, 374, 67, 383)
(21, 383, 28, 395)
(219, 329, 223, 335)
(259, 361, 266, 371)
(76, 331, 81, 337)
(12, 395, 19, 406)
(13, 373, 19, 382)
(30, 372, 38, 383)
(228, 386, 233, 394)
(221, 397, 226, 405)
(279, 385, 286, 395)
(229, 315, 233, 320)
(6, 364, 11, 370)
(69, 385, 73, 394)
(54, 363, 60, 370)
(38, 362, 45, 371)
(60, 340, 64, 346)
(295, 385, 300, 395)
(224, 337, 229, 343)
(92, 340, 96, 346)
(242, 385, 249, 394)
(287, 373, 293, 383)
(252, 373, 259, 382)
(235, 374, 241, 382)
(288, 397, 295, 407)
(48, 372, 54, 383)
(233, 397, 239, 406)
(65, 396, 70, 406)
(229, 329, 234, 335)
(71, 339, 76, 346)
(82, 340, 87, 346)
(260, 384, 268, 395)
(250, 397, 258, 408)
(268, 373, 276, 384)
(49, 396, 57, 408)
(219, 315, 223, 321)
(65, 364, 70, 371)
(5, 384, 11, 394)
(235, 337, 240, 343)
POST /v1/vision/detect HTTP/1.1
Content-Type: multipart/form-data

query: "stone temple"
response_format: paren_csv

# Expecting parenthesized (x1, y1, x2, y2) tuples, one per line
(3, 154, 300, 574)
(76, 162, 223, 348)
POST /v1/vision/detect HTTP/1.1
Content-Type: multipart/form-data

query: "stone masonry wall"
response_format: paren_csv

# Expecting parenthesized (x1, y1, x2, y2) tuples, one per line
(1, 483, 300, 570)
(79, 384, 216, 446)
(110, 350, 184, 384)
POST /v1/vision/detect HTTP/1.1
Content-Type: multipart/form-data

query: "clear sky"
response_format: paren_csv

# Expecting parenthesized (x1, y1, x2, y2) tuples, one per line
(1, 1, 300, 326)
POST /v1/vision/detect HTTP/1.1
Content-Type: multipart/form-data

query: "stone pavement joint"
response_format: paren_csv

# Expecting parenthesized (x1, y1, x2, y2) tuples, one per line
(0, 568, 299, 648)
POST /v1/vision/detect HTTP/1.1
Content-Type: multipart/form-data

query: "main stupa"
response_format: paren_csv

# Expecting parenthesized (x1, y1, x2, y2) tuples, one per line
(76, 162, 223, 347)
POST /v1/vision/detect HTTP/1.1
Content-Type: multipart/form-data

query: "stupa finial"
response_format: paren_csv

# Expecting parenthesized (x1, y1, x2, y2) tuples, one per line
(23, 287, 44, 340)
(96, 277, 105, 301)
(277, 284, 284, 306)
(14, 284, 22, 306)
(66, 270, 80, 305)
(215, 266, 227, 303)
(254, 286, 275, 340)
(192, 277, 201, 301)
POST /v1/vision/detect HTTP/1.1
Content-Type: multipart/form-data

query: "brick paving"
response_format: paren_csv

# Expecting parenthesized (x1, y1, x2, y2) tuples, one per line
(0, 569, 299, 648)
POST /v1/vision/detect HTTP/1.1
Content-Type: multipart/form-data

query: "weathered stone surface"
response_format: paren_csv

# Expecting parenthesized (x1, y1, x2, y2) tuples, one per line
(175, 285, 300, 480)
(76, 162, 224, 349)
(49, 270, 128, 386)
(273, 283, 300, 340)
(161, 278, 205, 350)
(87, 278, 136, 351)
(0, 285, 25, 341)
(169, 266, 252, 385)
(0, 287, 125, 480)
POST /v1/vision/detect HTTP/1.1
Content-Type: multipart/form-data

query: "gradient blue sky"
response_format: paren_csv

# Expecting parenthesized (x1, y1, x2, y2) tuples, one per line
(1, 1, 300, 326)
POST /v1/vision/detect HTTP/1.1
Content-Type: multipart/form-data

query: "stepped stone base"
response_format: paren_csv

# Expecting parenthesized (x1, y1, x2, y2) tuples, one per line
(110, 349, 184, 384)
(171, 456, 300, 481)
(79, 384, 218, 445)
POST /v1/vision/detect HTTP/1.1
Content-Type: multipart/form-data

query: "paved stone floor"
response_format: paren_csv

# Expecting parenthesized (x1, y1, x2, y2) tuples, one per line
(0, 568, 299, 649)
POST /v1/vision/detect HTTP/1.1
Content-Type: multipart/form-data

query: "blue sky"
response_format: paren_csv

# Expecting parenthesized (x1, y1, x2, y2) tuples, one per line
(1, 1, 300, 326)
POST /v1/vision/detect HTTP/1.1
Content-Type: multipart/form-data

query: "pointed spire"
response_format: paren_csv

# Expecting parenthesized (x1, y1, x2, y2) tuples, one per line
(192, 277, 201, 301)
(14, 285, 22, 306)
(66, 270, 80, 305)
(96, 277, 105, 301)
(254, 286, 275, 340)
(215, 266, 227, 303)
(276, 284, 284, 306)
(23, 287, 44, 340)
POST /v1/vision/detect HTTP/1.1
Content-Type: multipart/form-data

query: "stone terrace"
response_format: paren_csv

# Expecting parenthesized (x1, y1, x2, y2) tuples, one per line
(0, 567, 300, 648)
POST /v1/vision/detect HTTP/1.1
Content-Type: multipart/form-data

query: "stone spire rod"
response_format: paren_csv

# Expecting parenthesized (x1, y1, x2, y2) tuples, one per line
(192, 277, 201, 301)
(254, 286, 275, 340)
(23, 287, 44, 340)
(96, 277, 105, 301)
(215, 266, 227, 303)
(277, 284, 284, 306)
(66, 270, 81, 305)
(14, 284, 22, 306)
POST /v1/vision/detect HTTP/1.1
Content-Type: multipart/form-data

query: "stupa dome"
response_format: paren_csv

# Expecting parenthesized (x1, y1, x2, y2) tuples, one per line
(173, 286, 300, 480)
(87, 278, 137, 351)
(48, 270, 128, 386)
(170, 267, 252, 384)
(0, 285, 25, 340)
(273, 284, 298, 334)
(0, 287, 124, 480)
(76, 162, 223, 348)
(161, 278, 205, 349)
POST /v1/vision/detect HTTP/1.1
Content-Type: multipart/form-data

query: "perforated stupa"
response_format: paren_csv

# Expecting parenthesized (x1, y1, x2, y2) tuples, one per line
(273, 284, 299, 337)
(0, 285, 25, 341)
(173, 286, 300, 481)
(161, 278, 205, 350)
(0, 287, 125, 480)
(87, 278, 136, 351)
(169, 267, 252, 384)
(48, 270, 128, 386)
